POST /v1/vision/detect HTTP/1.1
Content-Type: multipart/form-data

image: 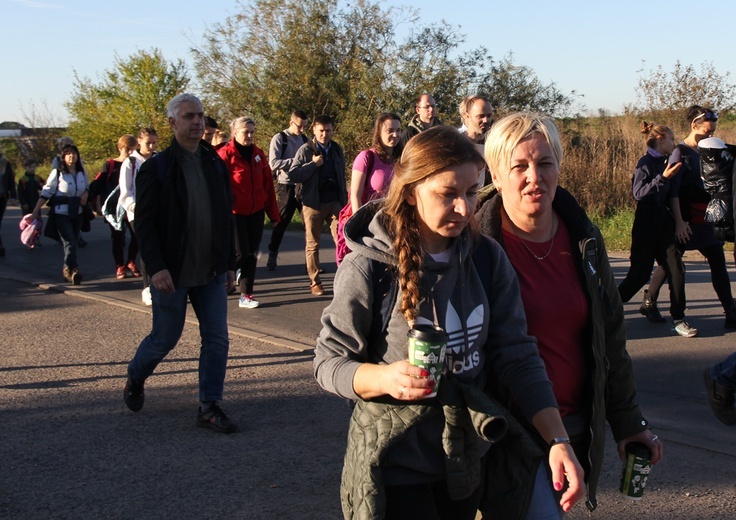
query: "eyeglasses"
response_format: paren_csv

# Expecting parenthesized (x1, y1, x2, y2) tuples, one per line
(418, 104, 436, 110)
(291, 121, 305, 129)
(692, 111, 718, 124)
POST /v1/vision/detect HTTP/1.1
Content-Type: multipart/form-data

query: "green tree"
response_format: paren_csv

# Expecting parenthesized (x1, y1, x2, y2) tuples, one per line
(66, 49, 190, 164)
(192, 0, 404, 157)
(191, 0, 577, 163)
(471, 53, 579, 118)
(636, 60, 736, 113)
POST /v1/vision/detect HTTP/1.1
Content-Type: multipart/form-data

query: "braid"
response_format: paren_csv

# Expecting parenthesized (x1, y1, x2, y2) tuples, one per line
(381, 204, 424, 323)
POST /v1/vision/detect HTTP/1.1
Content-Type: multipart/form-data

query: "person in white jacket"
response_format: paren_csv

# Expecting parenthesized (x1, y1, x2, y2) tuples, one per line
(120, 127, 158, 305)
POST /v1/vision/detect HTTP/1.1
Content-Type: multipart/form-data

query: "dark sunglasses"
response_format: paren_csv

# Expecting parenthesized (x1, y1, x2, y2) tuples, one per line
(692, 111, 718, 124)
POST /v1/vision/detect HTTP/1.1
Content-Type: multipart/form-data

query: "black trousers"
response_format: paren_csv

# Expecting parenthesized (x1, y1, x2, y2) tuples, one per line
(109, 219, 138, 268)
(234, 210, 265, 295)
(618, 203, 686, 319)
(268, 183, 301, 253)
(383, 479, 482, 520)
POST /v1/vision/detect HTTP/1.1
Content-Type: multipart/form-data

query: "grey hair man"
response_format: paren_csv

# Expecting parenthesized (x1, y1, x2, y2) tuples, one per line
(124, 92, 238, 434)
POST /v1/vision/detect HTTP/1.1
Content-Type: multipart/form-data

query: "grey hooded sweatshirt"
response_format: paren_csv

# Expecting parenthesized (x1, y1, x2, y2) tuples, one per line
(314, 201, 556, 488)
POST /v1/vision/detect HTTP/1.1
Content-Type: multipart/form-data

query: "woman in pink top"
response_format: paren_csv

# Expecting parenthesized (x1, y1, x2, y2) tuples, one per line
(336, 113, 401, 264)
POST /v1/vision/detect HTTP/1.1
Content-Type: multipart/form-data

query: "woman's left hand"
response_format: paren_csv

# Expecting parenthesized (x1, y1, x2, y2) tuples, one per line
(80, 191, 89, 206)
(617, 430, 663, 465)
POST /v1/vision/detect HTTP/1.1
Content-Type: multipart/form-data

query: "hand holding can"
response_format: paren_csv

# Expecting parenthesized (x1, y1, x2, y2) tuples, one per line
(407, 325, 448, 398)
(620, 442, 652, 500)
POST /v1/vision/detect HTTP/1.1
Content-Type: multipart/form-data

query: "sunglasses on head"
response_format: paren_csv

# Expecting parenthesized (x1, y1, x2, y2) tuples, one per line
(692, 111, 718, 124)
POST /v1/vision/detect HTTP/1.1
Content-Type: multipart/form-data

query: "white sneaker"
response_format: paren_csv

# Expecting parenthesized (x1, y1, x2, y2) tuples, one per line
(672, 320, 697, 338)
(142, 286, 152, 306)
(239, 294, 260, 309)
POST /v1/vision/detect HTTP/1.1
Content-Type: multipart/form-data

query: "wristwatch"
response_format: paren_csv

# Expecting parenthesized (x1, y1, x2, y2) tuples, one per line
(549, 437, 571, 447)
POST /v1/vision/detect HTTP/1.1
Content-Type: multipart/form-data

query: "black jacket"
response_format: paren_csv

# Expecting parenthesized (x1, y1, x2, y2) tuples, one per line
(135, 139, 235, 285)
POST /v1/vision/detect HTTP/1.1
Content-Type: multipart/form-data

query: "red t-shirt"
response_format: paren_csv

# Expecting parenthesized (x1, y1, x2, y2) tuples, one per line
(502, 218, 588, 417)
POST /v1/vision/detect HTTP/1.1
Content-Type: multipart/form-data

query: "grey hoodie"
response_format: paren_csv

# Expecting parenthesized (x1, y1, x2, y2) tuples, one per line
(314, 201, 556, 485)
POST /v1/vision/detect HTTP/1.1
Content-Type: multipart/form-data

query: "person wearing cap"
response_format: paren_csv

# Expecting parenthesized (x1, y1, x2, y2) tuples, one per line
(645, 105, 736, 329)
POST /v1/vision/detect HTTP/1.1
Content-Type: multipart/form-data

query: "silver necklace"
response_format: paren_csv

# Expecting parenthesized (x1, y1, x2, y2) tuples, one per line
(509, 215, 557, 261)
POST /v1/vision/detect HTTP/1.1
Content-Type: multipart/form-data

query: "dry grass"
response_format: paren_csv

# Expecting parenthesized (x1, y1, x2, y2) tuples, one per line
(558, 113, 736, 218)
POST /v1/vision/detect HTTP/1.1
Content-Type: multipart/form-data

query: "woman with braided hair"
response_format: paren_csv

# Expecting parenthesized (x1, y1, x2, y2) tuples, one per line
(314, 125, 583, 519)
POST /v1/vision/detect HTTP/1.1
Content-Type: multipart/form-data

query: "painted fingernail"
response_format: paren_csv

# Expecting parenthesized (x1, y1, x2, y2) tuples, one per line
(420, 369, 429, 377)
(428, 380, 436, 387)
(424, 388, 432, 395)
(554, 482, 563, 491)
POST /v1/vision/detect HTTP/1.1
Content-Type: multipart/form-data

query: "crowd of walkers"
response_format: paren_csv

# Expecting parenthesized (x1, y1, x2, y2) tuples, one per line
(2, 93, 736, 519)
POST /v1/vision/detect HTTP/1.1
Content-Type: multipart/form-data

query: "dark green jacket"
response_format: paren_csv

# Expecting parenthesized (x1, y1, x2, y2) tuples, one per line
(340, 375, 515, 520)
(476, 186, 649, 515)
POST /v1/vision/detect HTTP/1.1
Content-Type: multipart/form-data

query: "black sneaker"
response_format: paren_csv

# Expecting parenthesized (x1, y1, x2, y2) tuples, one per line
(71, 269, 83, 285)
(725, 303, 736, 329)
(267, 251, 278, 270)
(196, 403, 238, 434)
(704, 368, 736, 425)
(639, 290, 666, 323)
(124, 376, 145, 412)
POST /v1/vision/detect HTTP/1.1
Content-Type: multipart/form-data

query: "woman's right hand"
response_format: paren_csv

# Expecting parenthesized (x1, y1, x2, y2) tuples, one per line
(675, 220, 692, 243)
(353, 360, 434, 400)
(662, 161, 682, 179)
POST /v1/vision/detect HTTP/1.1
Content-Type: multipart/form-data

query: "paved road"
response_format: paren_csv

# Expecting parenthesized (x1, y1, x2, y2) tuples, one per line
(1, 205, 736, 519)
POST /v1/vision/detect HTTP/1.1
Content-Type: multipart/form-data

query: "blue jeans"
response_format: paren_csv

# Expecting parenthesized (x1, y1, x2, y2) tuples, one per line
(712, 351, 736, 388)
(128, 273, 230, 402)
(524, 464, 564, 520)
(56, 213, 81, 269)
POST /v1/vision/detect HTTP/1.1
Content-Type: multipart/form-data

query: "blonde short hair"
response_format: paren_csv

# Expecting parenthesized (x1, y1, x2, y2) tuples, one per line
(484, 112, 563, 176)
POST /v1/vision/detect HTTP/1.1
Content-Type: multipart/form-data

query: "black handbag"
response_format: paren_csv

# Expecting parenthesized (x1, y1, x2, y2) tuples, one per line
(44, 206, 59, 241)
(81, 202, 95, 232)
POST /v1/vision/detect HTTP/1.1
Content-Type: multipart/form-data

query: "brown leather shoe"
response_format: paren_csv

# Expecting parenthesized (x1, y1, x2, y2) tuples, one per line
(311, 284, 325, 296)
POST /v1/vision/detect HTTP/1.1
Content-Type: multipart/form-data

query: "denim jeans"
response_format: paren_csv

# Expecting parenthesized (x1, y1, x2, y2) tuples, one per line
(524, 464, 564, 520)
(128, 273, 230, 402)
(55, 213, 81, 269)
(712, 351, 736, 388)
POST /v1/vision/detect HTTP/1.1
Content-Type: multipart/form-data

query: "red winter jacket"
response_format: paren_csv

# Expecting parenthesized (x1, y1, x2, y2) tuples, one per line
(217, 140, 280, 221)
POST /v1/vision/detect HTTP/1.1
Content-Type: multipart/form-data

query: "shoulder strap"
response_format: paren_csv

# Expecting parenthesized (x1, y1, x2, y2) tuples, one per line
(279, 131, 289, 157)
(368, 259, 398, 346)
(472, 236, 493, 296)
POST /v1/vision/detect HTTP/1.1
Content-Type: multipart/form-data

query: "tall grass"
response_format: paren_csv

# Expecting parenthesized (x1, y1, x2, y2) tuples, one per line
(558, 112, 736, 218)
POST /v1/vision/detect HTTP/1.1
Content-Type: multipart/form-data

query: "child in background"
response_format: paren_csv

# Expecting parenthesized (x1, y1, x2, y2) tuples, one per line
(17, 159, 45, 215)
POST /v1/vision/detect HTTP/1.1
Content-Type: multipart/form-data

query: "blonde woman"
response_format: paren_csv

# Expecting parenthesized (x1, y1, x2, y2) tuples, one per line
(477, 112, 662, 517)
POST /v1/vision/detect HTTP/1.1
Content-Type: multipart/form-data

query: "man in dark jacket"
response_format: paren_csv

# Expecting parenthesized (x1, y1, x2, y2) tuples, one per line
(123, 93, 238, 434)
(286, 114, 346, 296)
(398, 93, 442, 151)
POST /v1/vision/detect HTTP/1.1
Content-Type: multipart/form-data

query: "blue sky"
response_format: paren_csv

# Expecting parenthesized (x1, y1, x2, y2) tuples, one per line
(4, 0, 736, 125)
